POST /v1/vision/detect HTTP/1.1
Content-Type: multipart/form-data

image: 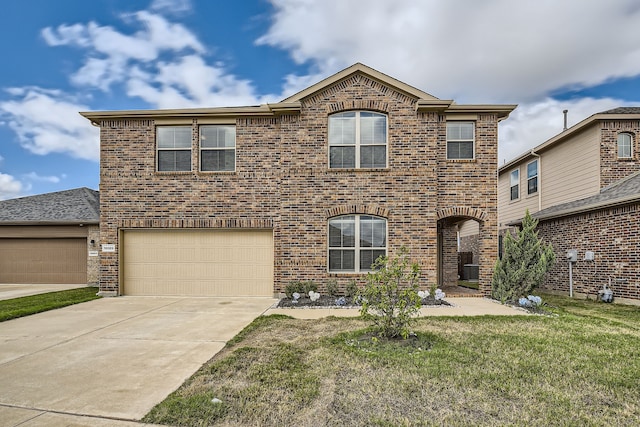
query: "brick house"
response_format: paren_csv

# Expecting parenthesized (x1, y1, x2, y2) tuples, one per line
(498, 107, 640, 303)
(0, 188, 100, 285)
(81, 63, 515, 297)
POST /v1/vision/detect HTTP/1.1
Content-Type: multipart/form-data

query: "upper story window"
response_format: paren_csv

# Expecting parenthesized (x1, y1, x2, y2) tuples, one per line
(510, 169, 519, 201)
(527, 160, 538, 195)
(618, 133, 633, 159)
(328, 215, 387, 272)
(157, 126, 192, 172)
(329, 111, 387, 169)
(200, 125, 236, 171)
(446, 121, 475, 160)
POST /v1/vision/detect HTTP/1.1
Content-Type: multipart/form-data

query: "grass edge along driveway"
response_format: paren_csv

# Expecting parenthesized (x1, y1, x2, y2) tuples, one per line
(144, 293, 640, 426)
(0, 287, 101, 322)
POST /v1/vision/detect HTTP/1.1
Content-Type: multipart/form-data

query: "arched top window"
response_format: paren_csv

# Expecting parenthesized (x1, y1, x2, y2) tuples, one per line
(328, 215, 387, 272)
(328, 111, 387, 169)
(618, 133, 633, 159)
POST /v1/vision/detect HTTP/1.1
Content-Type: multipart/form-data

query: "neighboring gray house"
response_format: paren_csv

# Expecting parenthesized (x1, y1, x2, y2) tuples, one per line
(0, 188, 100, 285)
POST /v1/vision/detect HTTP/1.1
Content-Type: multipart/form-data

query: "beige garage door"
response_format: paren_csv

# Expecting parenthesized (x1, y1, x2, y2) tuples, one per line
(122, 229, 273, 296)
(0, 238, 87, 284)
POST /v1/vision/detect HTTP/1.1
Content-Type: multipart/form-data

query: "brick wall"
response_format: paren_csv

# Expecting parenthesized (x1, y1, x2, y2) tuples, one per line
(537, 203, 640, 302)
(86, 224, 100, 286)
(600, 120, 640, 188)
(98, 73, 499, 295)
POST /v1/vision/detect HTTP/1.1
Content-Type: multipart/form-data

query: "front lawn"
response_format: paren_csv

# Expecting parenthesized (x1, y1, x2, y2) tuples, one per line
(0, 287, 101, 322)
(144, 294, 640, 426)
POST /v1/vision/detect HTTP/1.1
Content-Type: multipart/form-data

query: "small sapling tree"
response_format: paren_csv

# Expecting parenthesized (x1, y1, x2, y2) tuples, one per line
(359, 247, 422, 339)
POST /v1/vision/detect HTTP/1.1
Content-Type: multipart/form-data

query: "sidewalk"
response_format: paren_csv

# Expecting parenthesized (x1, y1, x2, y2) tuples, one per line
(264, 297, 528, 319)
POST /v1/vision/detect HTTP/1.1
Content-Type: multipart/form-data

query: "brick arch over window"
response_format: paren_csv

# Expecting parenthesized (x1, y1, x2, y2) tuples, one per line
(436, 207, 488, 222)
(326, 204, 390, 219)
(326, 100, 390, 114)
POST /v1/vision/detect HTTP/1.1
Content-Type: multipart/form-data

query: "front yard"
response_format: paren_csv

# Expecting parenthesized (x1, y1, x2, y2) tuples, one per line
(144, 294, 640, 426)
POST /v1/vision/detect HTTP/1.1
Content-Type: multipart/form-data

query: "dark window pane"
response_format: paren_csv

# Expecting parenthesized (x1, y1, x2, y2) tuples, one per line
(360, 250, 386, 271)
(528, 178, 537, 194)
(201, 150, 235, 171)
(360, 145, 386, 168)
(158, 150, 191, 171)
(510, 185, 519, 200)
(329, 223, 342, 247)
(330, 146, 356, 168)
(447, 141, 473, 159)
(329, 249, 355, 271)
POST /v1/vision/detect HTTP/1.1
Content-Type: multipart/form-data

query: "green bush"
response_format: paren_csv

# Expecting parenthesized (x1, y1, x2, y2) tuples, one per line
(284, 281, 304, 299)
(359, 248, 422, 339)
(492, 210, 556, 303)
(326, 279, 339, 297)
(346, 280, 358, 298)
(302, 281, 318, 295)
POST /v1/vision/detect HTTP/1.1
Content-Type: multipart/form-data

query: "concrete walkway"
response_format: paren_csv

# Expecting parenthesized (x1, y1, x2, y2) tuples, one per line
(0, 296, 277, 426)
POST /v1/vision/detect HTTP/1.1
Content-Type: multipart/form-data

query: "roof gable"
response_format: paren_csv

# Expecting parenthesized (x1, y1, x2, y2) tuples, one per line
(282, 63, 440, 103)
(0, 187, 100, 224)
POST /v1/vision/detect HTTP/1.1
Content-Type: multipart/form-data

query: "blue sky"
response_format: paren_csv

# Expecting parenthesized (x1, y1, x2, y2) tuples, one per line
(1, 0, 640, 199)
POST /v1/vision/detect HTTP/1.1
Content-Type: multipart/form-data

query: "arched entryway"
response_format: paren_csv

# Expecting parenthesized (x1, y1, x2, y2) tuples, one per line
(436, 207, 495, 296)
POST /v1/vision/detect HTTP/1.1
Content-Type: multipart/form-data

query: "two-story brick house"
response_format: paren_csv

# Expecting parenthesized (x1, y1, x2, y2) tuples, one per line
(498, 107, 640, 303)
(81, 63, 515, 297)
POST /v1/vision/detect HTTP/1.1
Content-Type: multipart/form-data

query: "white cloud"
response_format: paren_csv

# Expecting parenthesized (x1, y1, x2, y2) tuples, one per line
(22, 172, 63, 183)
(150, 0, 192, 14)
(42, 11, 205, 93)
(0, 87, 99, 161)
(127, 56, 268, 108)
(0, 172, 24, 200)
(498, 97, 626, 164)
(260, 0, 640, 102)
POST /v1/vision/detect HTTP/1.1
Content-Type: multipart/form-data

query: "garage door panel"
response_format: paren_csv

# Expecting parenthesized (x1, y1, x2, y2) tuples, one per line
(123, 229, 273, 296)
(0, 238, 87, 284)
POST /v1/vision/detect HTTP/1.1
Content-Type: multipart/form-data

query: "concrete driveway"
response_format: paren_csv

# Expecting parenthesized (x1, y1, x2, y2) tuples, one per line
(0, 296, 277, 426)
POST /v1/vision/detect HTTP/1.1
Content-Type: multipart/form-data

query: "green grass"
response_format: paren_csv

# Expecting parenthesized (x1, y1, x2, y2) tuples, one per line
(457, 280, 479, 290)
(143, 294, 640, 426)
(0, 287, 101, 322)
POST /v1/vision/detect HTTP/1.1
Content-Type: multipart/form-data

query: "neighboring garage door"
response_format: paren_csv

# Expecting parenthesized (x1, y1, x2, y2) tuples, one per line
(0, 238, 87, 284)
(123, 229, 274, 296)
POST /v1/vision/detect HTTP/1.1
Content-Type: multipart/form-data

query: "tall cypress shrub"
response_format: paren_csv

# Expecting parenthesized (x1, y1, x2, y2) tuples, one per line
(492, 210, 555, 303)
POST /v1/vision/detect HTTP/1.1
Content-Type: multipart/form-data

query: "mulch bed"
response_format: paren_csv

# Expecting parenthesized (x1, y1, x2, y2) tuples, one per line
(276, 295, 451, 308)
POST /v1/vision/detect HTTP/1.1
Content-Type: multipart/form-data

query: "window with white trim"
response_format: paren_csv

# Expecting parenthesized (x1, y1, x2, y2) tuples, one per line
(200, 125, 236, 171)
(157, 126, 192, 172)
(618, 133, 633, 159)
(328, 215, 387, 272)
(510, 169, 519, 201)
(329, 111, 387, 168)
(527, 160, 538, 195)
(446, 121, 475, 160)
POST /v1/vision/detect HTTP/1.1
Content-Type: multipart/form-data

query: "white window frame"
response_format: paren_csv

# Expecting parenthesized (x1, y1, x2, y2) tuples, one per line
(446, 121, 475, 160)
(328, 215, 387, 273)
(199, 125, 236, 172)
(510, 169, 519, 201)
(527, 160, 538, 195)
(328, 111, 388, 169)
(156, 126, 192, 172)
(618, 133, 633, 159)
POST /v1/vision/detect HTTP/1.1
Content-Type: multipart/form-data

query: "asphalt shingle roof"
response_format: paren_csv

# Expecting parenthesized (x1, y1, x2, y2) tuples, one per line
(599, 107, 640, 114)
(0, 187, 99, 223)
(531, 171, 640, 221)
